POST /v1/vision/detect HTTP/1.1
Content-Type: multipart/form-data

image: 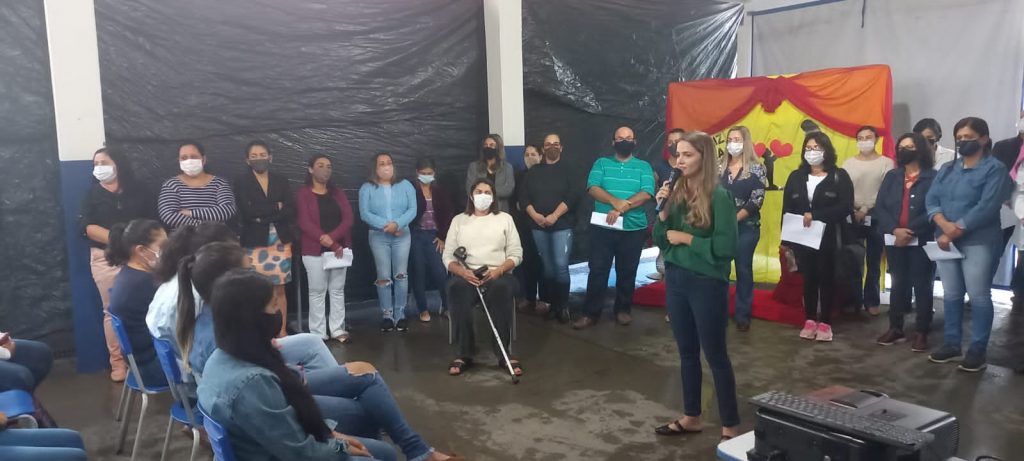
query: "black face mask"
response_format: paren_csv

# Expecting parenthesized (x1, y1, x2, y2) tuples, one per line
(957, 139, 982, 157)
(896, 148, 917, 166)
(482, 147, 498, 160)
(613, 140, 636, 157)
(248, 158, 270, 174)
(260, 310, 282, 340)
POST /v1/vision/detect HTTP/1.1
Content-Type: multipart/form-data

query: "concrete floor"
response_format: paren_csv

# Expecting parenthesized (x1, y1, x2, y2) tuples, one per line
(36, 294, 1024, 461)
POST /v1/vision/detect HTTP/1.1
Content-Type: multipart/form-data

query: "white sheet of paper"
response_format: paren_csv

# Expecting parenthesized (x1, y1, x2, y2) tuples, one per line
(590, 211, 624, 230)
(1000, 204, 1017, 229)
(863, 215, 872, 226)
(780, 213, 826, 250)
(922, 242, 964, 261)
(883, 234, 919, 246)
(322, 248, 354, 269)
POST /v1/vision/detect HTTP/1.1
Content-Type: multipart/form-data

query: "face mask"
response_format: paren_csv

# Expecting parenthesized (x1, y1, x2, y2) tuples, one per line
(896, 148, 917, 166)
(957, 139, 982, 157)
(472, 193, 493, 211)
(804, 149, 825, 166)
(180, 159, 203, 177)
(93, 165, 116, 183)
(418, 174, 434, 185)
(141, 246, 160, 269)
(260, 310, 282, 340)
(482, 147, 498, 160)
(248, 158, 270, 174)
(857, 140, 875, 153)
(543, 147, 560, 161)
(525, 156, 541, 168)
(313, 169, 331, 184)
(726, 142, 744, 157)
(377, 165, 394, 181)
(613, 140, 636, 157)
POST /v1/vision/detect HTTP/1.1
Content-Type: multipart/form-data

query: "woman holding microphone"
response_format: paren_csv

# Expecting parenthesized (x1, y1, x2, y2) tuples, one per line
(653, 132, 740, 441)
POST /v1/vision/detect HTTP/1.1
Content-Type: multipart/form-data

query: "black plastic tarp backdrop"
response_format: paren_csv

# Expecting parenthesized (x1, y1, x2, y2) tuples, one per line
(95, 0, 488, 305)
(0, 2, 71, 341)
(522, 0, 742, 259)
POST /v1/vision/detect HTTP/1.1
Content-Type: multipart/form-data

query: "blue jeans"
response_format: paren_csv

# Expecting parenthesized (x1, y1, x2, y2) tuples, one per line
(278, 333, 339, 371)
(0, 339, 52, 392)
(306, 367, 433, 461)
(409, 228, 448, 313)
(885, 245, 935, 333)
(734, 224, 760, 324)
(664, 264, 740, 427)
(583, 226, 646, 317)
(935, 242, 1000, 355)
(533, 228, 573, 309)
(852, 225, 883, 308)
(368, 230, 411, 321)
(0, 429, 87, 461)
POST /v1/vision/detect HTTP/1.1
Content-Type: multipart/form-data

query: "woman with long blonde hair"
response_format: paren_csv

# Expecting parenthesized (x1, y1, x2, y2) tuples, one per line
(722, 126, 767, 331)
(653, 131, 740, 441)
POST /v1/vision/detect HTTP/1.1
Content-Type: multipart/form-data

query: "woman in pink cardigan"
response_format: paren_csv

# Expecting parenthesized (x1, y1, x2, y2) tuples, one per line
(296, 154, 355, 343)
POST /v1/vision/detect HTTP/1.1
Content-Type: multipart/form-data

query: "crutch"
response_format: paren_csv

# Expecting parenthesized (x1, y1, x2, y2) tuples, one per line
(453, 247, 519, 384)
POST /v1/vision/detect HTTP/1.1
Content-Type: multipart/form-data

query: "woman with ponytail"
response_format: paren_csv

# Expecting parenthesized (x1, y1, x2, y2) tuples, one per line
(106, 218, 168, 388)
(197, 270, 388, 461)
(653, 132, 740, 441)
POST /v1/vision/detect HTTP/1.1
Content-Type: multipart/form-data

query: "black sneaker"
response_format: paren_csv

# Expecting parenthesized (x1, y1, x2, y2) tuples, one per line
(958, 351, 987, 372)
(395, 319, 409, 333)
(928, 345, 962, 363)
(380, 318, 395, 333)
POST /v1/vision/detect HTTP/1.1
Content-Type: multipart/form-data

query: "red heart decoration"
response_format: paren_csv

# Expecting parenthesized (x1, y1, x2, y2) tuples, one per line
(770, 139, 793, 158)
(754, 142, 767, 157)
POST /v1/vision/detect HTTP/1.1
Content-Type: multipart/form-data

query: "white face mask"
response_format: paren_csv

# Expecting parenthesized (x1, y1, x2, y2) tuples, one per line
(180, 159, 204, 177)
(524, 156, 541, 168)
(93, 165, 116, 183)
(472, 193, 493, 211)
(726, 142, 744, 157)
(804, 149, 825, 166)
(856, 140, 875, 153)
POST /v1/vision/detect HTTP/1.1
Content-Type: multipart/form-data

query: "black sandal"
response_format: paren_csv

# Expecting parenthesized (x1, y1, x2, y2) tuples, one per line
(499, 359, 524, 376)
(654, 419, 703, 436)
(448, 359, 474, 376)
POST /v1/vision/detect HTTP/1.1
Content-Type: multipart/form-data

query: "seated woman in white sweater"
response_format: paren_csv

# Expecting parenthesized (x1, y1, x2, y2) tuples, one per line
(442, 178, 523, 377)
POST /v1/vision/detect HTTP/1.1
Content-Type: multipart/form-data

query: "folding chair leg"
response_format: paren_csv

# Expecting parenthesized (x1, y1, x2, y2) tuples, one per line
(116, 391, 135, 454)
(130, 394, 150, 461)
(447, 311, 453, 345)
(189, 427, 201, 461)
(115, 382, 129, 421)
(160, 415, 174, 461)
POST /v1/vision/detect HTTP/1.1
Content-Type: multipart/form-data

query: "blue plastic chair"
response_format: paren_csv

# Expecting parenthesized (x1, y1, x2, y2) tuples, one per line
(110, 313, 170, 461)
(198, 405, 237, 461)
(153, 337, 203, 461)
(0, 389, 37, 428)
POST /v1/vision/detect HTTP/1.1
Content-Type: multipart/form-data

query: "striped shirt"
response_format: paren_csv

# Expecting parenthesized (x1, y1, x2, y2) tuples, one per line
(586, 156, 655, 230)
(158, 176, 237, 229)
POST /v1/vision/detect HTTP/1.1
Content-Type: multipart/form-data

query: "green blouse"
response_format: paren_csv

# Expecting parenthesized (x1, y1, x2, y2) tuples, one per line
(653, 186, 738, 281)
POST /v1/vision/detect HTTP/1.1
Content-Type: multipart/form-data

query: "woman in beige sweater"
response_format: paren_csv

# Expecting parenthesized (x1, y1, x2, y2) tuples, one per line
(442, 178, 523, 377)
(843, 126, 893, 315)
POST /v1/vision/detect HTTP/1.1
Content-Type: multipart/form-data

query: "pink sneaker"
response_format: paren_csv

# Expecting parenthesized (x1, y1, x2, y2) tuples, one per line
(799, 320, 817, 340)
(815, 323, 834, 342)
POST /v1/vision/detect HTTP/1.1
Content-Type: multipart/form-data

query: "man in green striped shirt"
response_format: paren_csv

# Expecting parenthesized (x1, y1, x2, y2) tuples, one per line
(573, 126, 656, 329)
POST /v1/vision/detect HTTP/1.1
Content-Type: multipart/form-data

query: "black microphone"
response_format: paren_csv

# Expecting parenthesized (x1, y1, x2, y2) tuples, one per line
(655, 168, 681, 213)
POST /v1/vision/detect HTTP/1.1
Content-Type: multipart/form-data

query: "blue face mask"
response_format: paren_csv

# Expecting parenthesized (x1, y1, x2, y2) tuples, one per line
(418, 174, 435, 185)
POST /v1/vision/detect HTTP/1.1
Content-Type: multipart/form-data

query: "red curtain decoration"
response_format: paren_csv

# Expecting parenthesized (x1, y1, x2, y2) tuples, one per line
(666, 64, 895, 157)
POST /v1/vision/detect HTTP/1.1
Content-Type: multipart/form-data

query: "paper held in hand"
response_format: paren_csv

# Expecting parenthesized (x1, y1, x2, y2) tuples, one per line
(590, 211, 624, 230)
(322, 248, 354, 269)
(884, 234, 919, 246)
(780, 213, 826, 250)
(922, 242, 963, 261)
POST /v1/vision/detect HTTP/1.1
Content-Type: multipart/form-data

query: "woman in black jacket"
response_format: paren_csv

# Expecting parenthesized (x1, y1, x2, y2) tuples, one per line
(872, 133, 937, 351)
(234, 140, 294, 337)
(782, 131, 854, 342)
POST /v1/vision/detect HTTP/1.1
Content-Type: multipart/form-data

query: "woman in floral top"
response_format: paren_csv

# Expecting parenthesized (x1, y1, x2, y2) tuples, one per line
(720, 126, 767, 332)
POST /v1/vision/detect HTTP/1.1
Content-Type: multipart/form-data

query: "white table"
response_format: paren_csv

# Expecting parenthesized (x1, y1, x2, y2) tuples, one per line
(716, 431, 755, 460)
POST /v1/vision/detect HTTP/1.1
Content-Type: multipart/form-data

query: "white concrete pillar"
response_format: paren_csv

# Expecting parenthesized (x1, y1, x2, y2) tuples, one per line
(44, 0, 109, 372)
(483, 0, 526, 168)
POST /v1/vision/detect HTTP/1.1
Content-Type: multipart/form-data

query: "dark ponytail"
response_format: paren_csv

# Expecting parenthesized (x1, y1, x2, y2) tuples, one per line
(175, 242, 245, 371)
(211, 270, 331, 441)
(155, 222, 238, 283)
(105, 219, 163, 267)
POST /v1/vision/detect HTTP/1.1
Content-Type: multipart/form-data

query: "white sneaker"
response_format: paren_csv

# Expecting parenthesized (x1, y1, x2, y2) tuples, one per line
(799, 320, 817, 340)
